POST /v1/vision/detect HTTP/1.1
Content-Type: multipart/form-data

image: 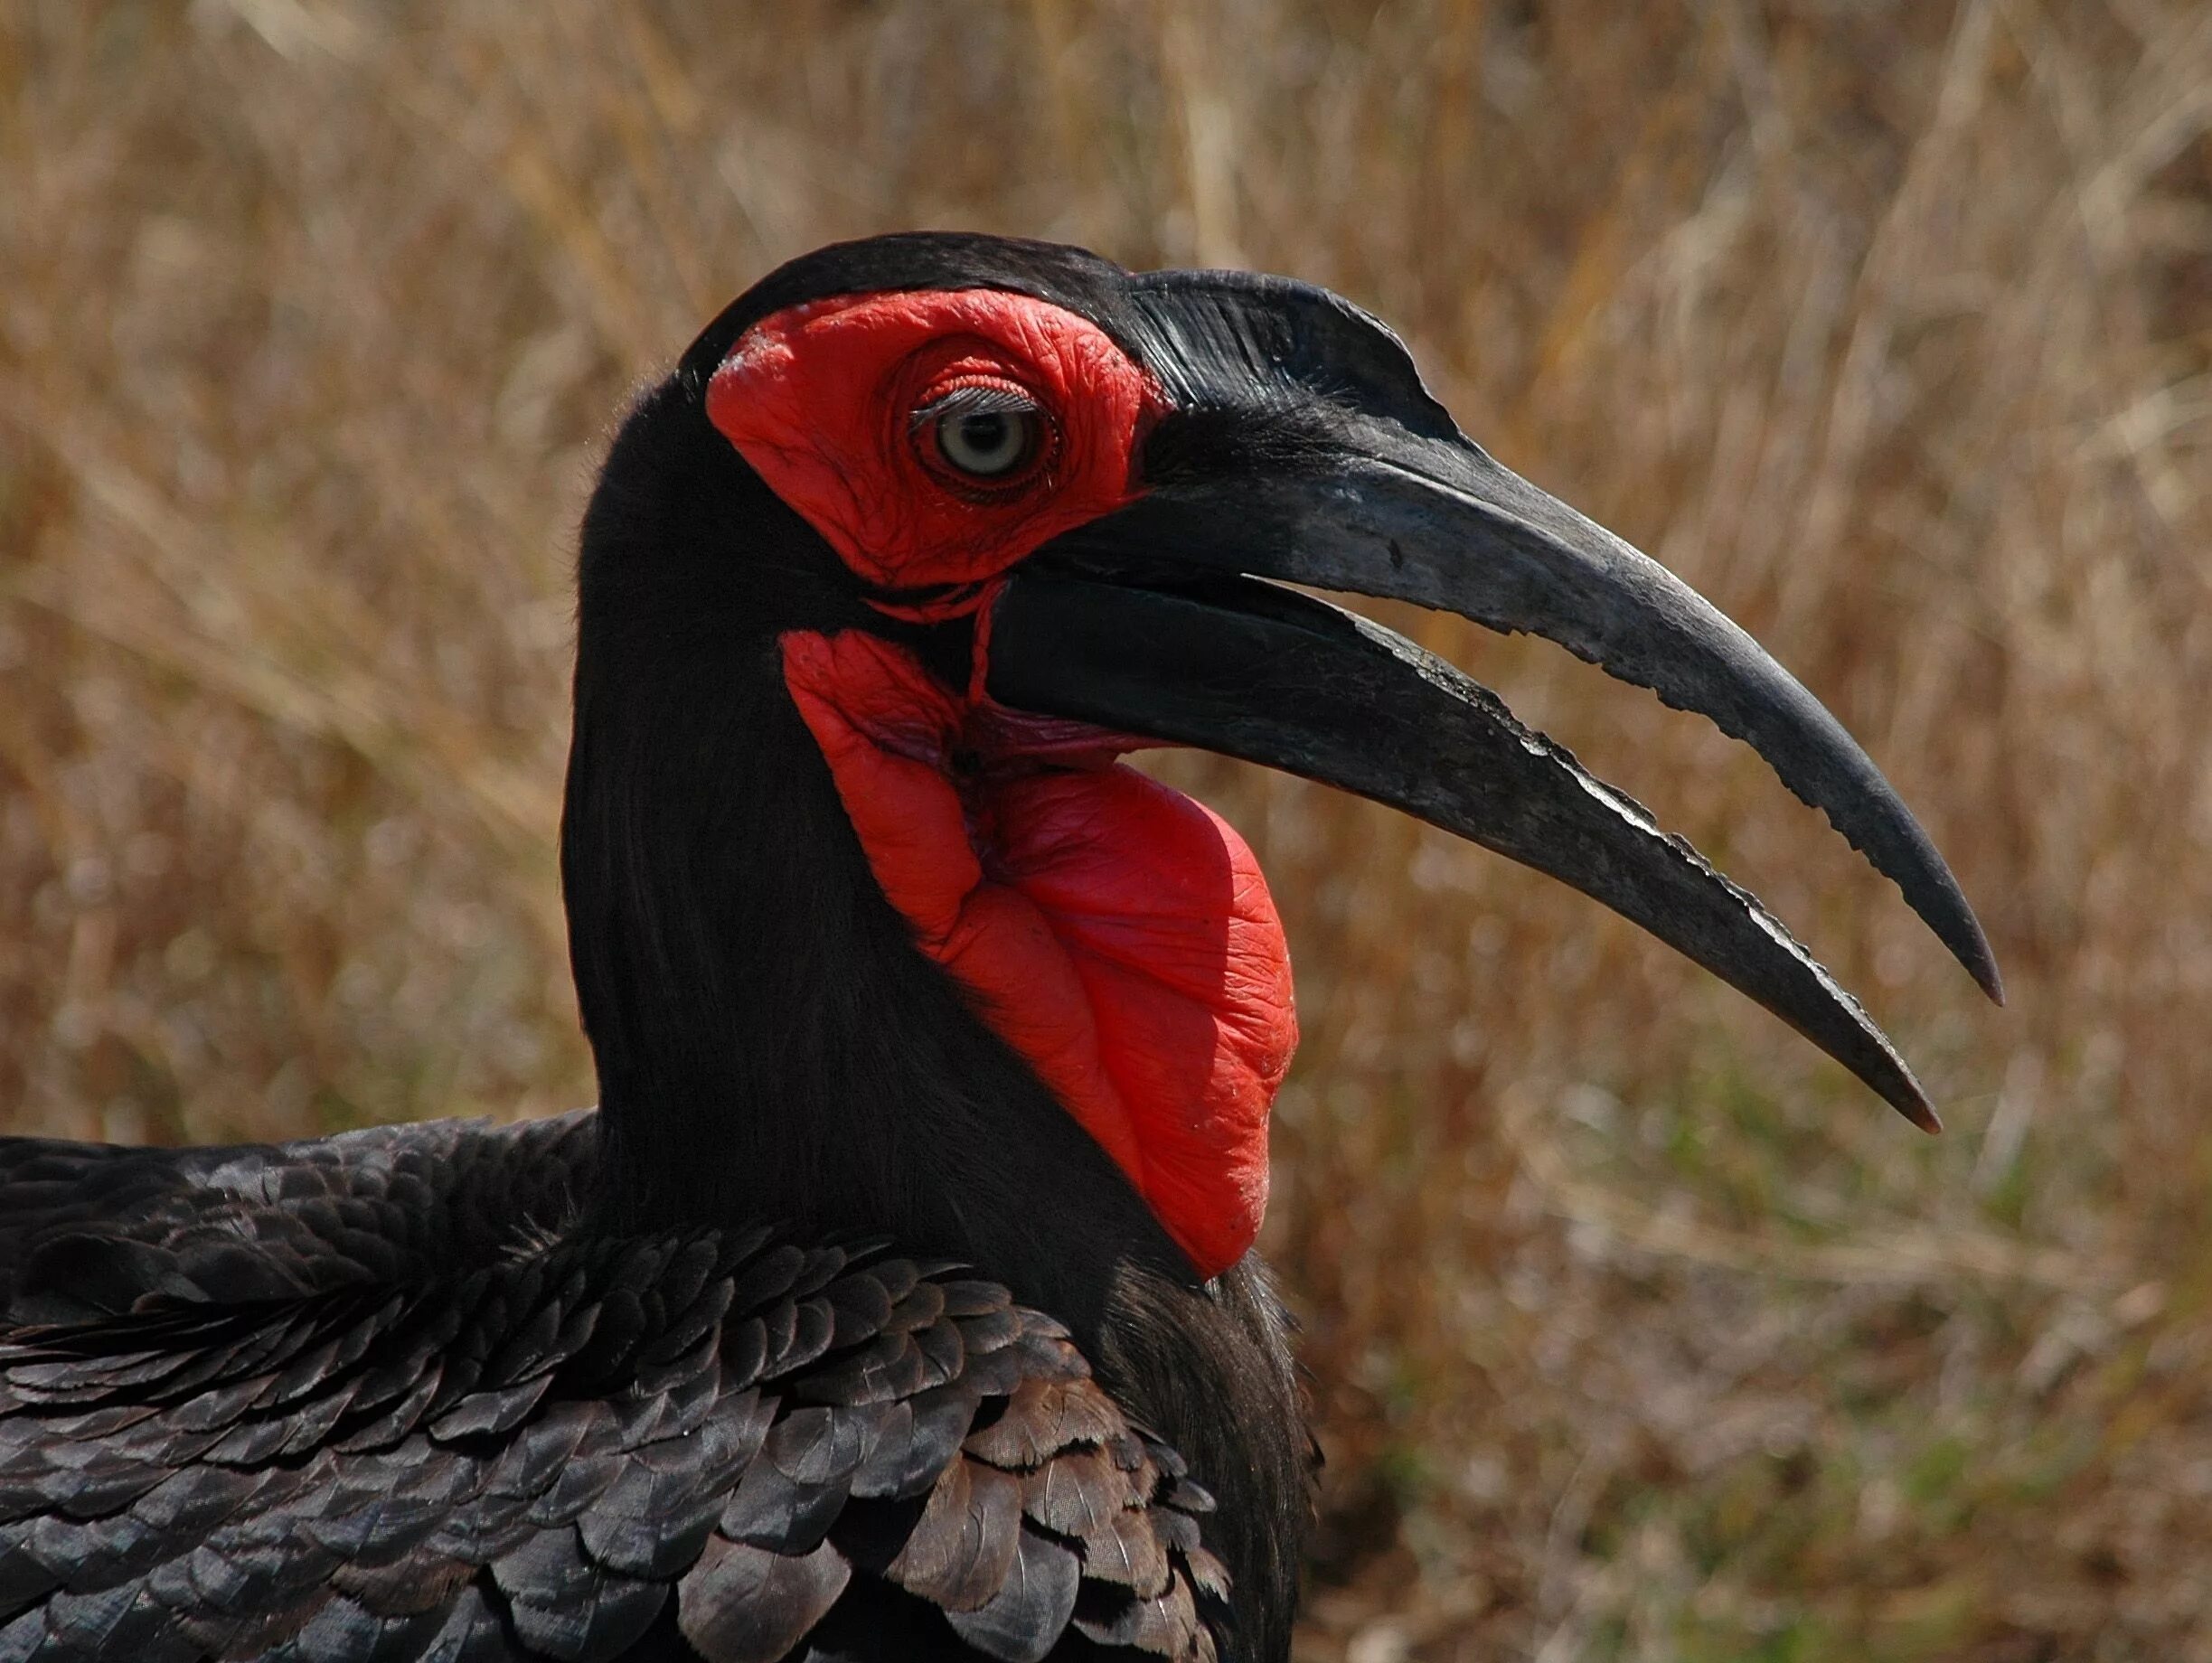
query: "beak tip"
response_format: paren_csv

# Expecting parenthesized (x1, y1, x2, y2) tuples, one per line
(1944, 909, 2004, 1005)
(1976, 958, 2007, 1008)
(1871, 1049, 1941, 1133)
(1867, 1039, 1937, 1132)
(1897, 851, 2002, 1007)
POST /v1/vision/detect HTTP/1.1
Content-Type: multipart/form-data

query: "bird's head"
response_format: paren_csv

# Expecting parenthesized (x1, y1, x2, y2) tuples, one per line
(569, 232, 1997, 1277)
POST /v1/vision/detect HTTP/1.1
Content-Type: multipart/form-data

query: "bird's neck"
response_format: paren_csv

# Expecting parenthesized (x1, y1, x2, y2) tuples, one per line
(560, 383, 1181, 1293)
(560, 384, 1313, 1652)
(559, 636, 1310, 1652)
(561, 620, 1162, 1282)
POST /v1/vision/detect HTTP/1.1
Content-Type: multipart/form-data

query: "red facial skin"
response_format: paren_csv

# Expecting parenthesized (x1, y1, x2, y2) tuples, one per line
(709, 291, 1297, 1280)
(707, 290, 1162, 597)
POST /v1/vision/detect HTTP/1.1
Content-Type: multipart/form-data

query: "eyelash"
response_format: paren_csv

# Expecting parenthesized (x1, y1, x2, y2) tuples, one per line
(909, 381, 1040, 430)
(908, 378, 1056, 490)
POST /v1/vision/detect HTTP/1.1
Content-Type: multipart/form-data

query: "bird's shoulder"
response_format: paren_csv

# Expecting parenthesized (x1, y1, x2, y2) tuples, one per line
(0, 1111, 600, 1322)
(0, 1115, 1230, 1662)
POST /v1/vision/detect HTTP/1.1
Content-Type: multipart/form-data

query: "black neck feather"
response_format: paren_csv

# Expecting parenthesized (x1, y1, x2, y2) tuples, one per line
(560, 375, 1313, 1657)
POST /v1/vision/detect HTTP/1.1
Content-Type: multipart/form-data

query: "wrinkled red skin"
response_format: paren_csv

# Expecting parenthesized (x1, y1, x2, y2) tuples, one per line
(783, 631, 1294, 1277)
(709, 291, 1298, 1278)
(706, 290, 1160, 592)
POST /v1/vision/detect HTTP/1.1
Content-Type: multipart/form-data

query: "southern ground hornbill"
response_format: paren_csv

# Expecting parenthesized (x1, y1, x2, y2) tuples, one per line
(0, 233, 1999, 1662)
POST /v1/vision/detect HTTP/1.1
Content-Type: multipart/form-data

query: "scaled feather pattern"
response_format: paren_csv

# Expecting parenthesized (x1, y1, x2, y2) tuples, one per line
(0, 1114, 1228, 1662)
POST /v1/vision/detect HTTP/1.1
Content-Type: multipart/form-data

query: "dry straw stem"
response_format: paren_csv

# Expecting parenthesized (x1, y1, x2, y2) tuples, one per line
(5, 2, 2210, 1658)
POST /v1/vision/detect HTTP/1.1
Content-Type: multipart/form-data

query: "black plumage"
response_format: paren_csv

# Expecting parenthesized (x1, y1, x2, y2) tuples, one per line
(0, 231, 1993, 1663)
(0, 1115, 1230, 1663)
(0, 237, 1309, 1663)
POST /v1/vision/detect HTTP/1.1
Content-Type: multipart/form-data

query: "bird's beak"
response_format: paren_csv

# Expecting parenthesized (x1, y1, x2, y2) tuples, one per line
(982, 279, 1998, 1128)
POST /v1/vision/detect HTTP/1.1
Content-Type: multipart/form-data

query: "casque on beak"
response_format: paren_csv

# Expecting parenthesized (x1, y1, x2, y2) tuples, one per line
(982, 271, 1998, 1130)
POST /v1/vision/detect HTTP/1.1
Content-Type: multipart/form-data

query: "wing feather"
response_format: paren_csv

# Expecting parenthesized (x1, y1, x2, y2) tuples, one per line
(0, 1114, 1230, 1660)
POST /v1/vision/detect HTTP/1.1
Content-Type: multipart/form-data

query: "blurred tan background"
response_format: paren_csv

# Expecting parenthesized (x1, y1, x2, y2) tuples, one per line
(4, 2, 2210, 1657)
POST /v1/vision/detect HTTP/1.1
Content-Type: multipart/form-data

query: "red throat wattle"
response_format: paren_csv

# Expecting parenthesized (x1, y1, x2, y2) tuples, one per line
(782, 630, 1294, 1278)
(709, 288, 1298, 1278)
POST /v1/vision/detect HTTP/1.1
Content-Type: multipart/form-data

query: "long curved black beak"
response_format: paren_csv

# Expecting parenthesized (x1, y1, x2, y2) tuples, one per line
(981, 273, 1998, 1129)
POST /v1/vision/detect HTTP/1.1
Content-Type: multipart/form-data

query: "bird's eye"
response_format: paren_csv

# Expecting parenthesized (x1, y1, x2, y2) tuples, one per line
(913, 384, 1047, 485)
(938, 409, 1031, 475)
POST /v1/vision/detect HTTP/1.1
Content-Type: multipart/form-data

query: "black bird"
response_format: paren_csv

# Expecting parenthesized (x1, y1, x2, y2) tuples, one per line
(0, 234, 1998, 1663)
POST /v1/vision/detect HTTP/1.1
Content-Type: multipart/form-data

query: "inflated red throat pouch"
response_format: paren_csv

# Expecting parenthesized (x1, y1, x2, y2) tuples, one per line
(782, 626, 1295, 1280)
(715, 289, 1298, 1279)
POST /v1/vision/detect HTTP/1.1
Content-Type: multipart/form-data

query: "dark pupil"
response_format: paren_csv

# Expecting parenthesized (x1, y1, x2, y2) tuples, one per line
(960, 414, 1008, 454)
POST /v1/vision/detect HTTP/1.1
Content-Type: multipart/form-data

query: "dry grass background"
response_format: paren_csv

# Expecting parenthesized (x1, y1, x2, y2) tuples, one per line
(3, 1, 2209, 1657)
